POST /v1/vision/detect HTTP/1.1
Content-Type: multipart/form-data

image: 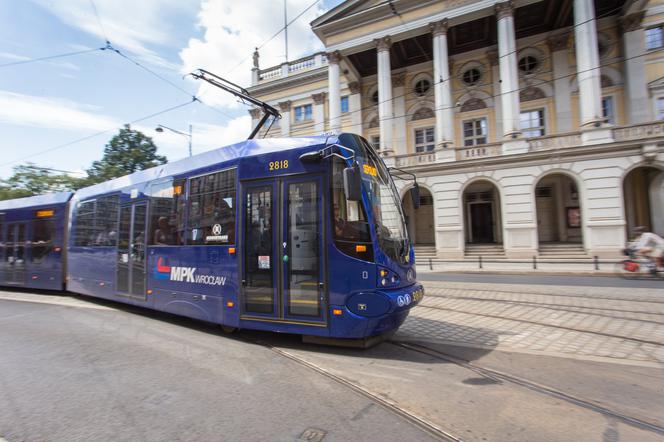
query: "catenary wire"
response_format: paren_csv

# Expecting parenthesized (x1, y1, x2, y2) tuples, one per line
(0, 47, 104, 68)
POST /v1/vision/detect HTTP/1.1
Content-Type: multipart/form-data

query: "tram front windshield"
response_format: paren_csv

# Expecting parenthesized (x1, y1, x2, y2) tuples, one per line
(335, 134, 410, 264)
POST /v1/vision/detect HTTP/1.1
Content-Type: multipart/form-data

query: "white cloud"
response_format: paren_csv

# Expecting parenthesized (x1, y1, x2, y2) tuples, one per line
(179, 0, 326, 109)
(145, 116, 252, 160)
(28, 0, 192, 68)
(0, 90, 119, 132)
(0, 52, 30, 62)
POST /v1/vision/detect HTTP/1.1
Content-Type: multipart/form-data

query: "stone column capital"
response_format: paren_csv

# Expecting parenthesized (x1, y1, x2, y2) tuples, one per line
(278, 100, 291, 112)
(391, 72, 406, 88)
(495, 1, 514, 20)
(312, 92, 326, 105)
(621, 11, 645, 33)
(375, 36, 392, 52)
(248, 108, 262, 119)
(547, 33, 570, 52)
(327, 51, 342, 64)
(430, 19, 449, 37)
(486, 49, 499, 66)
(348, 81, 361, 95)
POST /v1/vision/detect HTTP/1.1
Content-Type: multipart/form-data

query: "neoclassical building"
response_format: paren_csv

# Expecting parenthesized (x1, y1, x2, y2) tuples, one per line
(247, 0, 664, 259)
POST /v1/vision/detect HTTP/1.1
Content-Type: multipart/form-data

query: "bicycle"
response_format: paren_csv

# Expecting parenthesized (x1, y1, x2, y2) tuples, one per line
(615, 248, 664, 280)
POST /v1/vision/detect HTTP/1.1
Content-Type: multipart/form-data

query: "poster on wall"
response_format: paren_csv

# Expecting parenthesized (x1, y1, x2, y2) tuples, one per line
(567, 207, 581, 228)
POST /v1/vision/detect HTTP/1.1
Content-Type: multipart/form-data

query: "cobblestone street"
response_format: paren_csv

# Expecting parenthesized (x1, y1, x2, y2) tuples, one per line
(397, 281, 664, 366)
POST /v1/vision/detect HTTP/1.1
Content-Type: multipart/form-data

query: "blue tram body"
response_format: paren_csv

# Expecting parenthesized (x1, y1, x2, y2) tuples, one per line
(0, 192, 72, 290)
(2, 134, 423, 341)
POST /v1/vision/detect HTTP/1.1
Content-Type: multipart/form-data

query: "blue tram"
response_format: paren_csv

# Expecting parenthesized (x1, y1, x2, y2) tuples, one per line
(0, 192, 72, 290)
(1, 133, 423, 341)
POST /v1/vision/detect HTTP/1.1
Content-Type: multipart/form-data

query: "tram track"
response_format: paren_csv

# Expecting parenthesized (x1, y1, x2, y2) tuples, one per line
(416, 304, 664, 347)
(246, 337, 463, 442)
(423, 296, 664, 326)
(389, 340, 664, 437)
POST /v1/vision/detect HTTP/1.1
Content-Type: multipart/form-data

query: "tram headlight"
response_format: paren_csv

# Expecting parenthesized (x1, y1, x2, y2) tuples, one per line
(381, 278, 387, 286)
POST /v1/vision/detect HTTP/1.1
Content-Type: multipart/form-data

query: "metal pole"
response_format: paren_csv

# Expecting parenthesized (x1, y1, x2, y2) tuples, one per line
(533, 255, 537, 270)
(188, 124, 193, 157)
(594, 255, 599, 271)
(479, 255, 483, 269)
(284, 0, 288, 62)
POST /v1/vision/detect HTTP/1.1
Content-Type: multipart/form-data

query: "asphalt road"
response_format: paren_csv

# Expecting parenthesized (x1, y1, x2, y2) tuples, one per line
(418, 272, 664, 288)
(0, 297, 436, 442)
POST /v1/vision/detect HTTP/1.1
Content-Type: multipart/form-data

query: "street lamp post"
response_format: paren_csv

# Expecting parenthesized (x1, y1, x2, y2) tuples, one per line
(155, 124, 193, 157)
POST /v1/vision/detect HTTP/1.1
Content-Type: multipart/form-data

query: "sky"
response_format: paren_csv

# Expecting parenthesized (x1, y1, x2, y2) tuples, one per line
(0, 0, 344, 180)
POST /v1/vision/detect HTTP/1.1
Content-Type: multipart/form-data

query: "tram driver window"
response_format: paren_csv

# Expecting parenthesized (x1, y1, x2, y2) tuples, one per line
(188, 169, 236, 245)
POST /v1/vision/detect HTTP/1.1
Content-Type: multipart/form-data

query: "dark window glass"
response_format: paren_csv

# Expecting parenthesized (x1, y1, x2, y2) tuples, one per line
(74, 200, 96, 246)
(188, 169, 236, 245)
(31, 219, 55, 263)
(149, 180, 185, 245)
(94, 195, 119, 246)
(462, 68, 481, 86)
(518, 56, 539, 74)
(414, 79, 431, 96)
(331, 157, 373, 261)
(244, 185, 274, 314)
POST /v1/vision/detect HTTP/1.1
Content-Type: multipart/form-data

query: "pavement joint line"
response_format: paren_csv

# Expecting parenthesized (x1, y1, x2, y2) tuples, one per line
(393, 341, 664, 437)
(0, 293, 114, 311)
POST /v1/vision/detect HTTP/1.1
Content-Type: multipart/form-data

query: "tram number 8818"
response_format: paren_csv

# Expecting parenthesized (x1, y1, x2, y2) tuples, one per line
(269, 160, 289, 171)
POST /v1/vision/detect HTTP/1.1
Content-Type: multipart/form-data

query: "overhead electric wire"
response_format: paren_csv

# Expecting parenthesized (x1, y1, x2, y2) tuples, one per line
(1, 98, 197, 168)
(88, 0, 109, 44)
(0, 47, 104, 68)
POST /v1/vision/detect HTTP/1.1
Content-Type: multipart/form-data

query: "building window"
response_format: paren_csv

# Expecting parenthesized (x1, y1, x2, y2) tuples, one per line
(340, 96, 349, 113)
(413, 78, 431, 96)
(187, 169, 236, 245)
(294, 104, 312, 122)
(463, 118, 487, 146)
(658, 97, 664, 120)
(602, 97, 615, 124)
(462, 68, 481, 86)
(518, 55, 539, 74)
(646, 26, 663, 50)
(414, 127, 435, 152)
(370, 135, 380, 150)
(520, 109, 545, 137)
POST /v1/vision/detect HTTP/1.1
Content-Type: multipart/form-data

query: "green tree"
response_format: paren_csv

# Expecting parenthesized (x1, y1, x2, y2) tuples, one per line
(87, 124, 167, 183)
(0, 163, 87, 201)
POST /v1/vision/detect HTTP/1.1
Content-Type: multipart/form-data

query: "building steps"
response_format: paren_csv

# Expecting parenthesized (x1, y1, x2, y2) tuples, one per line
(413, 246, 437, 259)
(464, 243, 505, 258)
(538, 243, 589, 258)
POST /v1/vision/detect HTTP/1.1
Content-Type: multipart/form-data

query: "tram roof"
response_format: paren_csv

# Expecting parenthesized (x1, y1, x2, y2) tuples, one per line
(74, 135, 334, 200)
(0, 191, 73, 211)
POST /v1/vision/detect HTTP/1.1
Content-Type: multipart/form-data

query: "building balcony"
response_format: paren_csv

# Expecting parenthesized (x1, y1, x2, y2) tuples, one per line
(390, 121, 664, 167)
(255, 52, 328, 85)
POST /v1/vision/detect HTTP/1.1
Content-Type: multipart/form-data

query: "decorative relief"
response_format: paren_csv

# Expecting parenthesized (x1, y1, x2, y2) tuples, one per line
(460, 98, 487, 112)
(327, 51, 342, 64)
(411, 107, 435, 121)
(248, 108, 262, 119)
(494, 1, 513, 20)
(278, 101, 291, 112)
(392, 72, 406, 87)
(519, 87, 545, 102)
(601, 75, 613, 88)
(430, 19, 449, 37)
(375, 36, 392, 52)
(312, 92, 326, 105)
(349, 81, 361, 95)
(486, 50, 499, 66)
(546, 33, 569, 52)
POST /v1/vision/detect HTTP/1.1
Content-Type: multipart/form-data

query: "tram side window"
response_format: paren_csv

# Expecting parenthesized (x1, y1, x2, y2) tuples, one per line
(94, 195, 119, 246)
(31, 219, 55, 263)
(188, 170, 236, 245)
(74, 200, 96, 246)
(331, 158, 373, 261)
(148, 179, 186, 245)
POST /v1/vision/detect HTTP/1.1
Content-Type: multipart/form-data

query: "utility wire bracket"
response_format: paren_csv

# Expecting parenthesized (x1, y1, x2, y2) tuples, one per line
(188, 69, 281, 139)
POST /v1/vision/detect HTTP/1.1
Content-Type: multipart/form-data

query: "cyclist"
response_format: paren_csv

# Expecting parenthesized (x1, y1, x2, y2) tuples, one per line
(630, 226, 664, 272)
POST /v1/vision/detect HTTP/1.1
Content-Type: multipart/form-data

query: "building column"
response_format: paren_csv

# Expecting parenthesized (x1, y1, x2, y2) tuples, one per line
(431, 19, 454, 147)
(548, 33, 573, 133)
(278, 101, 291, 136)
(622, 12, 651, 124)
(348, 81, 362, 134)
(392, 73, 407, 156)
(496, 2, 521, 139)
(248, 108, 261, 131)
(574, 0, 613, 146)
(376, 36, 394, 155)
(312, 93, 326, 133)
(487, 50, 503, 138)
(327, 51, 342, 132)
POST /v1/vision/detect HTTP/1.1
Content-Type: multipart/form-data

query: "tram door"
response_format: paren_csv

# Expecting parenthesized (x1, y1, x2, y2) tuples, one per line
(116, 203, 147, 299)
(4, 223, 27, 285)
(242, 176, 326, 324)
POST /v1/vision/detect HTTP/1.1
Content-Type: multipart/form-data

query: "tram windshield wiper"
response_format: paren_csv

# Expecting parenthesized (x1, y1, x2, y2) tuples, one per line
(188, 69, 281, 140)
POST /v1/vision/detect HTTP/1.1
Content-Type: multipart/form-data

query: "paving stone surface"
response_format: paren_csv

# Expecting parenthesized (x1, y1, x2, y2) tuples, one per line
(396, 281, 664, 365)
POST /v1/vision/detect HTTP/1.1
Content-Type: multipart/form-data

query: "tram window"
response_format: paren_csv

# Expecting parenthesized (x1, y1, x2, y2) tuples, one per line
(188, 169, 236, 245)
(74, 200, 96, 246)
(94, 195, 119, 246)
(148, 179, 185, 245)
(331, 158, 373, 260)
(31, 219, 54, 263)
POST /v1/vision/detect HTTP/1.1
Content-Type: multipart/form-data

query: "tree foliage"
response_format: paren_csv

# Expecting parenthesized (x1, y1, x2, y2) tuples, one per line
(0, 125, 167, 201)
(87, 124, 167, 183)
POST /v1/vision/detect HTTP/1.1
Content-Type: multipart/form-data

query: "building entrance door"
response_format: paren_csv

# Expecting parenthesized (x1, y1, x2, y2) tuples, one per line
(469, 203, 494, 243)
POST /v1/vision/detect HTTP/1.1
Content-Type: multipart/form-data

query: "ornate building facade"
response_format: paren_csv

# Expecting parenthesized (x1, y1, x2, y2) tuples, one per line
(247, 0, 664, 259)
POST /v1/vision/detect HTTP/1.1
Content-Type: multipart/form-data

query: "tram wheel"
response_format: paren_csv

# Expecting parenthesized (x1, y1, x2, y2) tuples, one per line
(221, 325, 237, 334)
